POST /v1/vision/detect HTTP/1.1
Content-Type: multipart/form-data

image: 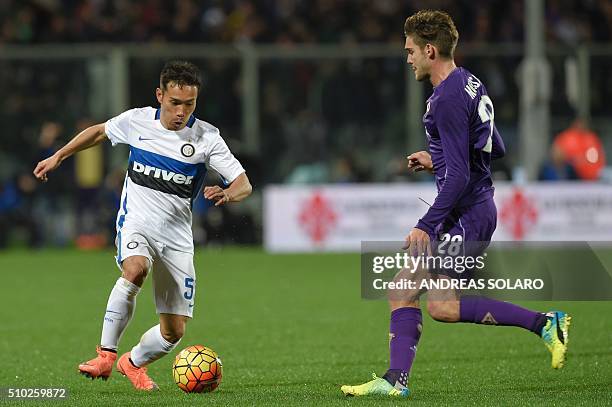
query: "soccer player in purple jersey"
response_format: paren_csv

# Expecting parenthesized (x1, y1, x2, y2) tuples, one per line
(341, 10, 571, 398)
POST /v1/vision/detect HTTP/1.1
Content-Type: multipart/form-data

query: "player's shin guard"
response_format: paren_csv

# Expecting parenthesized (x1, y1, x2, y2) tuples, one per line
(130, 324, 180, 367)
(459, 296, 548, 334)
(100, 277, 140, 351)
(383, 307, 422, 391)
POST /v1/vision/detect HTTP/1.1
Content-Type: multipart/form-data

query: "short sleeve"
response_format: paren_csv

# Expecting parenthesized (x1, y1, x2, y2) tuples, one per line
(207, 131, 245, 184)
(105, 109, 136, 146)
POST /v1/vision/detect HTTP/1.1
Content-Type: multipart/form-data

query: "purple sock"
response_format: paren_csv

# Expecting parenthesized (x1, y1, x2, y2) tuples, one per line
(385, 307, 422, 386)
(459, 296, 547, 335)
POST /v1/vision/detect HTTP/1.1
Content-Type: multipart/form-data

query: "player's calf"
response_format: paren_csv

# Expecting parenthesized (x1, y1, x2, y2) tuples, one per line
(160, 313, 187, 344)
(130, 323, 182, 368)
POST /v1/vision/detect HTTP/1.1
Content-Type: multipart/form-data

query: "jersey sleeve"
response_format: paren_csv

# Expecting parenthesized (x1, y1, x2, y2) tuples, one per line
(416, 96, 470, 236)
(105, 109, 136, 146)
(491, 125, 506, 160)
(207, 131, 245, 184)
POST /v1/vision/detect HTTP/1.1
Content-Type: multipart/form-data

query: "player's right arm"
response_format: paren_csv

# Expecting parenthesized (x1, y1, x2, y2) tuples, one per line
(414, 95, 471, 237)
(33, 123, 108, 182)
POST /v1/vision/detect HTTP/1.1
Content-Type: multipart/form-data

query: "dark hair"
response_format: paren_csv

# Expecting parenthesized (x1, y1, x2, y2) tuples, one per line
(404, 10, 459, 59)
(159, 60, 202, 92)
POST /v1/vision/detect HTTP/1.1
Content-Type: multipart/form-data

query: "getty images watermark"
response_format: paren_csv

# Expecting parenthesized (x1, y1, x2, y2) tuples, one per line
(370, 251, 544, 291)
(361, 241, 612, 300)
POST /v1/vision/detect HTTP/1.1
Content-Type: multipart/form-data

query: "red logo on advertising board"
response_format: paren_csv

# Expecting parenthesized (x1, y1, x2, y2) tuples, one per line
(500, 188, 538, 240)
(298, 192, 337, 243)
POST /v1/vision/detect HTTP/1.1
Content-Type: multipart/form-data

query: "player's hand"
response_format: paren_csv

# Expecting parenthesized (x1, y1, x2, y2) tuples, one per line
(407, 151, 433, 174)
(33, 154, 61, 182)
(402, 227, 431, 257)
(203, 186, 231, 206)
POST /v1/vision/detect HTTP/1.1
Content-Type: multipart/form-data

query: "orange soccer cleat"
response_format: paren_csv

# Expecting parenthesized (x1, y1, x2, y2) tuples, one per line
(78, 346, 117, 380)
(116, 352, 159, 391)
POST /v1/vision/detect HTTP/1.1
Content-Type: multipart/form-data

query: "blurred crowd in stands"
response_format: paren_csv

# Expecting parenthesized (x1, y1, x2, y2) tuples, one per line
(1, 0, 612, 45)
(1, 0, 611, 247)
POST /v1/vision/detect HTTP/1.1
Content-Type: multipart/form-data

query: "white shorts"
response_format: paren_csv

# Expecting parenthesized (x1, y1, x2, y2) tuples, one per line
(116, 228, 196, 318)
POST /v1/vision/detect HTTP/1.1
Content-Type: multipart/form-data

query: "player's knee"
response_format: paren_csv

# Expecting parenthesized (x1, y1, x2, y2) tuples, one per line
(121, 256, 149, 285)
(427, 301, 458, 322)
(161, 324, 185, 344)
(427, 301, 447, 321)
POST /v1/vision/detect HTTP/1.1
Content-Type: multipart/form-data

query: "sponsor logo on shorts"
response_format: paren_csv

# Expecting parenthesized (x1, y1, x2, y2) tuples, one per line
(127, 241, 139, 249)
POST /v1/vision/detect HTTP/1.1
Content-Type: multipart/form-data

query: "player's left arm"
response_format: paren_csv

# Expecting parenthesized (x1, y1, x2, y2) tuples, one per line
(414, 96, 470, 238)
(491, 125, 506, 160)
(203, 173, 252, 207)
(407, 151, 434, 173)
(204, 130, 252, 206)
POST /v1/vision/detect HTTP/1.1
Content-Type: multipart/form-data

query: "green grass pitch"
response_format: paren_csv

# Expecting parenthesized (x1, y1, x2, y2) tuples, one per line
(0, 249, 610, 406)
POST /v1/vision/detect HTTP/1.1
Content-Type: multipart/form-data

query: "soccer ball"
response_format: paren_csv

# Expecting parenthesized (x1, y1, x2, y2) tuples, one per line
(172, 345, 223, 393)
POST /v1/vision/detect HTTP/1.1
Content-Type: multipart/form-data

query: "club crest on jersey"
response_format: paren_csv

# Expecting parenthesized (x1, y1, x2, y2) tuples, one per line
(181, 143, 195, 157)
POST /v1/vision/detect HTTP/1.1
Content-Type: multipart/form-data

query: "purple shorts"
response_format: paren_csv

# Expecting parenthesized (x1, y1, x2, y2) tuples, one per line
(436, 197, 497, 244)
(430, 198, 497, 277)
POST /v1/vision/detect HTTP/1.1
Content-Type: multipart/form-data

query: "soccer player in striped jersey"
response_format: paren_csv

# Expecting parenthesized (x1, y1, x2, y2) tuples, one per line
(34, 61, 252, 391)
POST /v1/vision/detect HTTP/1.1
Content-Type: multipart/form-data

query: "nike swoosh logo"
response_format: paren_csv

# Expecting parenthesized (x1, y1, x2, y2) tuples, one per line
(139, 136, 154, 141)
(189, 304, 194, 308)
(555, 312, 565, 344)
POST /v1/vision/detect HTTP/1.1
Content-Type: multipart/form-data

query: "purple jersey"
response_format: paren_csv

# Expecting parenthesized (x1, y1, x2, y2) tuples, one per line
(416, 67, 505, 238)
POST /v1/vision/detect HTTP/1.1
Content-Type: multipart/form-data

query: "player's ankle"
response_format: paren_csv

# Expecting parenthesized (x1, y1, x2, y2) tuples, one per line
(128, 357, 140, 368)
(382, 369, 408, 387)
(532, 313, 549, 336)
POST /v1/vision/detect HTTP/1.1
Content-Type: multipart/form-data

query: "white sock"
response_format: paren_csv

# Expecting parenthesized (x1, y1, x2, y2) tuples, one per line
(100, 277, 140, 351)
(130, 324, 179, 367)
